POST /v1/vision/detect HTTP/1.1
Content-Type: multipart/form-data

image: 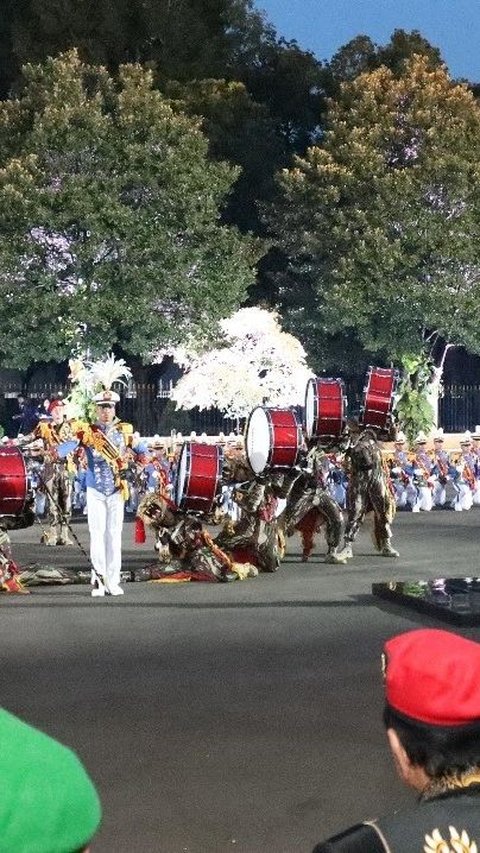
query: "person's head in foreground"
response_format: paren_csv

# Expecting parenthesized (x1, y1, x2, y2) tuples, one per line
(383, 628, 480, 797)
(0, 707, 101, 852)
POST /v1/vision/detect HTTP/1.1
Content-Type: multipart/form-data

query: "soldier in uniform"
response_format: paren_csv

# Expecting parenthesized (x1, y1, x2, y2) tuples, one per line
(312, 628, 480, 852)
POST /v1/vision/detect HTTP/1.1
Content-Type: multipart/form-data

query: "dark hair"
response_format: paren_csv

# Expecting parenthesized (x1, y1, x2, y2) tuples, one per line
(384, 704, 480, 778)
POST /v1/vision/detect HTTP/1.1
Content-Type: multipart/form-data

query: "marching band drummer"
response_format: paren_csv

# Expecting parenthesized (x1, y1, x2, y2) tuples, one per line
(16, 398, 76, 545)
(60, 389, 148, 598)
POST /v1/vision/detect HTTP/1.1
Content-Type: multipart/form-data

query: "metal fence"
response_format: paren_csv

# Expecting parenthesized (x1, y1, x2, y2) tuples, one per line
(0, 381, 238, 438)
(439, 385, 480, 432)
(2, 379, 480, 437)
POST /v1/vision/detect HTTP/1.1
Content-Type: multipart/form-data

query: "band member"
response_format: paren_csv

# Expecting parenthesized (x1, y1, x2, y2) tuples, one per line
(17, 398, 76, 545)
(388, 431, 417, 511)
(452, 431, 476, 512)
(215, 470, 282, 573)
(411, 431, 434, 512)
(64, 389, 147, 597)
(276, 447, 343, 562)
(431, 428, 455, 509)
(470, 426, 480, 504)
(333, 424, 398, 563)
(39, 399, 75, 545)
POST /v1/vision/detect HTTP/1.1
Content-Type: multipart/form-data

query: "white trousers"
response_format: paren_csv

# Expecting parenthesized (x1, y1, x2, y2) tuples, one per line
(86, 487, 124, 590)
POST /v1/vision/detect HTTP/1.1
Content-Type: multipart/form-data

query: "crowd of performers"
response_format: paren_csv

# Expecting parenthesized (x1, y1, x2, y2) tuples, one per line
(387, 428, 480, 512)
(2, 362, 480, 594)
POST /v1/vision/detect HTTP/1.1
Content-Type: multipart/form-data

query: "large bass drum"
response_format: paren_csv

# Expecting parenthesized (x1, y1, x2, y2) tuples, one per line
(0, 446, 28, 517)
(174, 442, 223, 514)
(361, 367, 399, 430)
(245, 407, 302, 475)
(304, 377, 346, 441)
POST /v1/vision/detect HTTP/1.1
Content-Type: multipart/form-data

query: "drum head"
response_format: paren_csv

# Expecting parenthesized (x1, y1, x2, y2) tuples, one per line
(174, 442, 188, 507)
(246, 407, 270, 475)
(304, 379, 316, 439)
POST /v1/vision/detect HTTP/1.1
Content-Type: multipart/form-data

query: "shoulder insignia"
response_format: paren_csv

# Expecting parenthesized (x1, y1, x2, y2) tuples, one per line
(424, 826, 478, 853)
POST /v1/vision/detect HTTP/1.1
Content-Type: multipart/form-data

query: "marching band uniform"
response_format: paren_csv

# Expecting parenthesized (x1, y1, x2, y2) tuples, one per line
(431, 428, 455, 509)
(276, 449, 343, 562)
(39, 400, 75, 545)
(471, 427, 480, 505)
(65, 390, 147, 597)
(452, 432, 476, 512)
(19, 399, 75, 545)
(333, 427, 398, 563)
(411, 432, 434, 512)
(388, 431, 417, 510)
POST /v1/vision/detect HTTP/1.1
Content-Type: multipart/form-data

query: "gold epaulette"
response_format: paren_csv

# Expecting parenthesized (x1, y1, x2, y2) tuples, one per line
(116, 421, 134, 445)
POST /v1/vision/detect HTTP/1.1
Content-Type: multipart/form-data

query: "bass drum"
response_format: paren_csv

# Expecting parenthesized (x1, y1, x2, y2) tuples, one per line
(361, 366, 399, 430)
(245, 407, 302, 475)
(304, 377, 346, 441)
(0, 446, 28, 517)
(174, 442, 223, 514)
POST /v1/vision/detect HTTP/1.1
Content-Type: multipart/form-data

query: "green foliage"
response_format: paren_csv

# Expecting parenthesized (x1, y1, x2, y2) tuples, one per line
(394, 355, 435, 443)
(267, 56, 480, 374)
(0, 51, 262, 368)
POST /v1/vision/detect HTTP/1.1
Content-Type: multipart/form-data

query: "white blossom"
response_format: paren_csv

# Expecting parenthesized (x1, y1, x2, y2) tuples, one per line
(168, 307, 314, 419)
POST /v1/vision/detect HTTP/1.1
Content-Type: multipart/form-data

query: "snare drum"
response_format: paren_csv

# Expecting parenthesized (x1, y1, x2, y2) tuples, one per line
(0, 446, 28, 516)
(361, 367, 399, 430)
(245, 407, 302, 475)
(174, 442, 223, 513)
(304, 377, 346, 441)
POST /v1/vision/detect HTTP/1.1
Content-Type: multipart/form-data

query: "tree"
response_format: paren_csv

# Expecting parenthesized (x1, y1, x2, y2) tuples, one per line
(1, 0, 269, 97)
(163, 307, 313, 419)
(0, 51, 261, 367)
(321, 29, 444, 99)
(266, 56, 480, 389)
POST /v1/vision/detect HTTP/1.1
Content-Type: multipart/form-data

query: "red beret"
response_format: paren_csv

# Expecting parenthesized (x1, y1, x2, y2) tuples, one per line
(48, 399, 65, 414)
(384, 629, 480, 727)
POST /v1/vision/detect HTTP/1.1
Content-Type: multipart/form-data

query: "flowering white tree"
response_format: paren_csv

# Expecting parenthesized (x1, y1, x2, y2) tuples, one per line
(165, 307, 313, 419)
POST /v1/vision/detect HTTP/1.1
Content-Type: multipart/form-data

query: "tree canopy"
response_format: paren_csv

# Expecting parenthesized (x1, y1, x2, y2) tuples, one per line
(0, 51, 261, 367)
(266, 56, 480, 374)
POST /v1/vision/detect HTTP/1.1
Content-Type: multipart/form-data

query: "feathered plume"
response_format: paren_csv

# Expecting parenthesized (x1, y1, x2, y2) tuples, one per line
(66, 353, 132, 422)
(88, 353, 132, 392)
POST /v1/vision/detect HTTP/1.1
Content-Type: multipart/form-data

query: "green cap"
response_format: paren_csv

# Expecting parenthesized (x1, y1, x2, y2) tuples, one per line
(0, 708, 101, 852)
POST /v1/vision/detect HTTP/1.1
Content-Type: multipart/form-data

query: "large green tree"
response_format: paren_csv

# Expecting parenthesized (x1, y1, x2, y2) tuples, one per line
(0, 51, 261, 367)
(266, 56, 480, 377)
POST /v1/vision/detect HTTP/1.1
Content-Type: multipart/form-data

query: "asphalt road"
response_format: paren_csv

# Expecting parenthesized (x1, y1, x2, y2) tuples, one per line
(1, 508, 480, 853)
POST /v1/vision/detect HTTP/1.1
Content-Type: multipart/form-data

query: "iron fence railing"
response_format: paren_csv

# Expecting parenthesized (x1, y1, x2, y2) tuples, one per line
(1, 379, 480, 437)
(0, 381, 238, 438)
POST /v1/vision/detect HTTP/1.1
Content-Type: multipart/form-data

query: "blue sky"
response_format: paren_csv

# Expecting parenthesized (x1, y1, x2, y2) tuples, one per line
(254, 0, 480, 82)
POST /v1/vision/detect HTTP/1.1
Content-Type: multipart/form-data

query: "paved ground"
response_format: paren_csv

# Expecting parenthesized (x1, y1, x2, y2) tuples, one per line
(2, 508, 480, 852)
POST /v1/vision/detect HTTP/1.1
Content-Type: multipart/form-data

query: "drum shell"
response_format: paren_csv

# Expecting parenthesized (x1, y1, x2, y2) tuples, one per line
(245, 407, 302, 474)
(361, 367, 399, 430)
(175, 442, 223, 514)
(0, 446, 28, 517)
(304, 378, 346, 440)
